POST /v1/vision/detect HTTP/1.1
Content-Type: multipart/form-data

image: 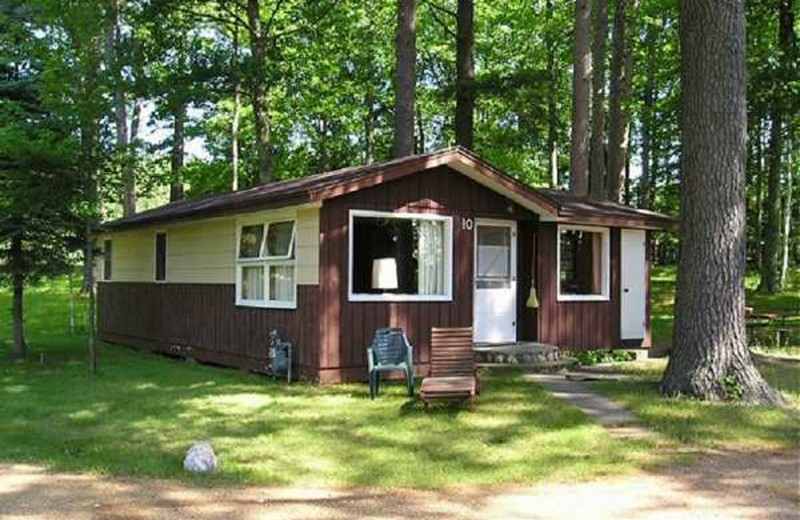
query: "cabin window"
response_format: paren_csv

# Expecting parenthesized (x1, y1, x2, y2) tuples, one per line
(236, 220, 297, 308)
(557, 225, 610, 301)
(103, 240, 112, 281)
(348, 210, 453, 302)
(155, 232, 167, 282)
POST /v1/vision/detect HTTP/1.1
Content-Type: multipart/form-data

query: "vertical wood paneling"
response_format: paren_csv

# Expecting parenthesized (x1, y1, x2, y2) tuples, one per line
(317, 166, 532, 381)
(97, 283, 320, 375)
(536, 223, 623, 351)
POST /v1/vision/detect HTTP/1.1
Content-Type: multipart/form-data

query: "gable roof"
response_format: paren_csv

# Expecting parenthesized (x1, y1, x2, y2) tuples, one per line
(103, 147, 676, 231)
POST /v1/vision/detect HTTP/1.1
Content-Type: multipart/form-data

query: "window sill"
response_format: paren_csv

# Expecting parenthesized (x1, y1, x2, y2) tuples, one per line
(557, 294, 610, 302)
(236, 300, 297, 310)
(348, 293, 453, 303)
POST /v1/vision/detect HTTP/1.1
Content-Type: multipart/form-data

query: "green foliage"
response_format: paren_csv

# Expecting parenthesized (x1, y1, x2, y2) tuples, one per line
(573, 349, 636, 366)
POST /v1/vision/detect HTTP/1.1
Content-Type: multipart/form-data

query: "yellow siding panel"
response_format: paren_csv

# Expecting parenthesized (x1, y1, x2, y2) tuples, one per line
(102, 204, 320, 286)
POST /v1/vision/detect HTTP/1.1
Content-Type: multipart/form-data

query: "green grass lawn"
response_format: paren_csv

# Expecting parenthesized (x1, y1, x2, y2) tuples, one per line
(0, 278, 660, 488)
(0, 271, 797, 488)
(651, 266, 800, 353)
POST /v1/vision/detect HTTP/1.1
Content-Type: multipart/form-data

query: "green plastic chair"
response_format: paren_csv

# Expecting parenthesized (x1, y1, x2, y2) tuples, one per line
(367, 328, 414, 399)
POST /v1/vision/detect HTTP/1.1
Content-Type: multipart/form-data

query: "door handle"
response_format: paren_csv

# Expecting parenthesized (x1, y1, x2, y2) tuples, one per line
(624, 288, 630, 293)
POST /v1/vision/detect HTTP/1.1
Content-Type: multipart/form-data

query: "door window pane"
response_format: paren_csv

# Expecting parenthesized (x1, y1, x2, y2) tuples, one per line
(477, 226, 511, 288)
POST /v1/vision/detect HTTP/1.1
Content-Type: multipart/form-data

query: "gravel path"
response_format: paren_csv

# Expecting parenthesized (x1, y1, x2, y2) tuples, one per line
(1, 449, 797, 520)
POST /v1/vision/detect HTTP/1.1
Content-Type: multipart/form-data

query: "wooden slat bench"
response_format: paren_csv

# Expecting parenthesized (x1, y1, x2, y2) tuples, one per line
(420, 327, 478, 410)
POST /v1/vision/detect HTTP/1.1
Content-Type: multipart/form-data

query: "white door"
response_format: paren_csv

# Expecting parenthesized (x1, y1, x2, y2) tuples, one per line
(474, 220, 517, 343)
(621, 229, 647, 340)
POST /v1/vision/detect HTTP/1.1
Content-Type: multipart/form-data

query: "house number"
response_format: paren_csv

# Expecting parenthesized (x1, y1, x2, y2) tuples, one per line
(461, 217, 474, 231)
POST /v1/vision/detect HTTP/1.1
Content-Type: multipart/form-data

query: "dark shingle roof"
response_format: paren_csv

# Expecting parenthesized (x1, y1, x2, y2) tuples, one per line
(103, 147, 676, 231)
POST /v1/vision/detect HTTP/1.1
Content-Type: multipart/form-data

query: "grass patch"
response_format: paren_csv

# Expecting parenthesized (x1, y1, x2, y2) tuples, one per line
(0, 277, 659, 488)
(592, 360, 799, 450)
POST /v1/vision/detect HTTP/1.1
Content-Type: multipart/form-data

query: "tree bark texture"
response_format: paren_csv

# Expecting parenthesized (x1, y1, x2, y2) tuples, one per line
(393, 0, 417, 158)
(607, 0, 632, 203)
(455, 0, 474, 149)
(232, 27, 241, 192)
(247, 0, 273, 183)
(170, 102, 185, 202)
(638, 24, 655, 210)
(589, 0, 608, 199)
(661, 0, 781, 405)
(10, 230, 25, 359)
(570, 0, 591, 195)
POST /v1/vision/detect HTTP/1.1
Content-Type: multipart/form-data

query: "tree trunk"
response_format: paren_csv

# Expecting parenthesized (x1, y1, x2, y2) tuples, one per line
(759, 109, 783, 293)
(753, 118, 765, 269)
(455, 0, 474, 149)
(661, 0, 781, 405)
(607, 0, 632, 203)
(231, 28, 241, 191)
(589, 0, 608, 199)
(638, 24, 655, 210)
(363, 90, 375, 164)
(170, 101, 185, 202)
(10, 231, 25, 359)
(781, 136, 793, 287)
(393, 0, 417, 158)
(416, 103, 425, 154)
(247, 0, 273, 183)
(570, 0, 591, 195)
(106, 0, 136, 217)
(546, 0, 559, 188)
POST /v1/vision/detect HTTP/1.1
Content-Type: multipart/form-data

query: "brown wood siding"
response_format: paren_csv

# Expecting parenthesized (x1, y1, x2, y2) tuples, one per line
(536, 223, 621, 350)
(318, 166, 535, 383)
(97, 283, 320, 377)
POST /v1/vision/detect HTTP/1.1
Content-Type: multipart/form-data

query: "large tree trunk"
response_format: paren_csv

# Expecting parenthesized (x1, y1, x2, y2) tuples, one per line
(455, 0, 474, 149)
(607, 0, 632, 203)
(589, 0, 608, 199)
(10, 230, 25, 359)
(569, 0, 591, 195)
(393, 0, 417, 158)
(231, 28, 241, 192)
(661, 0, 780, 405)
(546, 0, 559, 188)
(247, 0, 273, 183)
(170, 102, 185, 202)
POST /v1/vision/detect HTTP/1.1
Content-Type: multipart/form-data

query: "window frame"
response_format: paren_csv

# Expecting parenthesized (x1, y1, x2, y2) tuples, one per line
(154, 231, 168, 283)
(556, 224, 611, 302)
(347, 209, 454, 303)
(235, 220, 298, 309)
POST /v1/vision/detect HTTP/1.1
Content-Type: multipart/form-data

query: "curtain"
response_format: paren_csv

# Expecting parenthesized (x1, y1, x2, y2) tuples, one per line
(241, 265, 265, 300)
(417, 220, 445, 295)
(269, 265, 295, 302)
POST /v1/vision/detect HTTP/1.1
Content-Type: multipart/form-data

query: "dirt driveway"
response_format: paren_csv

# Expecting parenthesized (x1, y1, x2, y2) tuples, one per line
(1, 449, 798, 520)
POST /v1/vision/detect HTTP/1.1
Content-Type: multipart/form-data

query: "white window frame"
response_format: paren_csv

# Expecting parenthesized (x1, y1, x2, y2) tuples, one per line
(235, 220, 298, 309)
(348, 209, 454, 302)
(154, 231, 168, 283)
(556, 224, 611, 302)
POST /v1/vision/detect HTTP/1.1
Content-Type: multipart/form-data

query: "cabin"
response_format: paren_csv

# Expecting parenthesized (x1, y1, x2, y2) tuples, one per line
(97, 147, 676, 383)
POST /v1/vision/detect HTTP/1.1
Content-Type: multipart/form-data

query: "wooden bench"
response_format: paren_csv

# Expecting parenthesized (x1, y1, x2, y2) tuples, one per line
(420, 327, 478, 410)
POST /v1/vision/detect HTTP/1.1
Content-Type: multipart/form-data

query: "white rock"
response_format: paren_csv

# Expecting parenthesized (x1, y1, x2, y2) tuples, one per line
(183, 442, 217, 473)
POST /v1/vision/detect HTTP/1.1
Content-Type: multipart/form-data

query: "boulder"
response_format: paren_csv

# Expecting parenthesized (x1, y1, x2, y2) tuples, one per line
(183, 442, 217, 473)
